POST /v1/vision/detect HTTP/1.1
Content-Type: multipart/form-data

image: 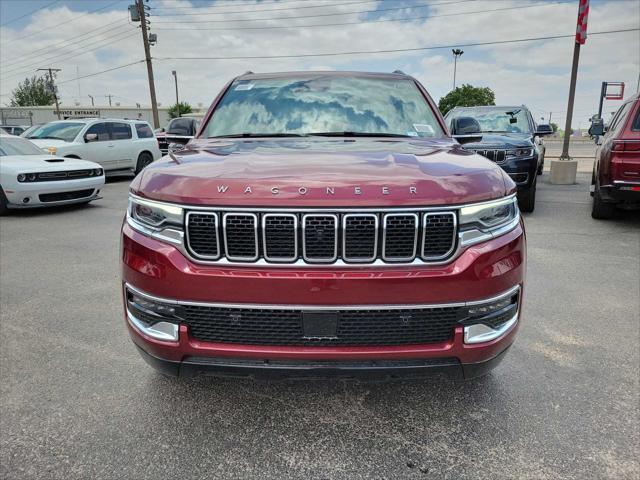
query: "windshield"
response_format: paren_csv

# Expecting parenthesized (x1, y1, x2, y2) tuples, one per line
(446, 107, 532, 134)
(203, 76, 444, 138)
(0, 136, 48, 156)
(26, 122, 84, 142)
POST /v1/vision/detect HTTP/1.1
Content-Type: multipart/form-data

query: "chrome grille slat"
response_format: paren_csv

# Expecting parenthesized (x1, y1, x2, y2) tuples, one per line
(382, 213, 418, 262)
(223, 213, 258, 261)
(186, 209, 458, 265)
(472, 148, 507, 165)
(262, 213, 297, 262)
(186, 212, 220, 259)
(343, 214, 378, 263)
(302, 214, 338, 263)
(422, 212, 457, 260)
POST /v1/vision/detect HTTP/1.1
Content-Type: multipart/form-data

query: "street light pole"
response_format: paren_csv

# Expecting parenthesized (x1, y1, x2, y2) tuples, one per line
(550, 0, 589, 185)
(452, 49, 464, 90)
(88, 94, 94, 107)
(172, 70, 179, 116)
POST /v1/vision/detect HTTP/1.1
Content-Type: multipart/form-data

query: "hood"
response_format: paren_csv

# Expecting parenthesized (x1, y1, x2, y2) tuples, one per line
(464, 132, 534, 149)
(28, 138, 73, 150)
(133, 138, 508, 207)
(0, 155, 101, 172)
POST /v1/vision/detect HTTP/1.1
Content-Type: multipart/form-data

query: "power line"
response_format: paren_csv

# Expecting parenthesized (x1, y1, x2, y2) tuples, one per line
(0, 0, 58, 26)
(56, 60, 146, 85)
(152, 0, 318, 10)
(152, 0, 381, 17)
(1, 0, 124, 45)
(152, 0, 475, 24)
(155, 28, 639, 61)
(0, 22, 134, 69)
(155, 1, 567, 32)
(0, 30, 139, 80)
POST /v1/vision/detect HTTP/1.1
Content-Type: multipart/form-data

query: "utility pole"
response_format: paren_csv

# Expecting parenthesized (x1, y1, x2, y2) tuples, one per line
(135, 0, 159, 128)
(452, 49, 464, 90)
(172, 70, 179, 116)
(106, 94, 113, 107)
(550, 0, 589, 185)
(37, 67, 61, 119)
(88, 94, 94, 107)
(548, 112, 552, 124)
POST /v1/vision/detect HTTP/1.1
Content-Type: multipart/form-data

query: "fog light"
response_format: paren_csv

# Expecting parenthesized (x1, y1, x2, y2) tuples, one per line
(462, 287, 520, 344)
(125, 287, 181, 342)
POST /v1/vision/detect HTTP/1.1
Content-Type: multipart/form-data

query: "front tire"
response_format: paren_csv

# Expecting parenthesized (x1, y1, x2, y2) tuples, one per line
(518, 176, 536, 213)
(135, 152, 154, 174)
(0, 187, 9, 216)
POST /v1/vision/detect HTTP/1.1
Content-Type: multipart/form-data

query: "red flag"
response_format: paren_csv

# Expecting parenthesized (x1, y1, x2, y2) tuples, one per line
(576, 0, 589, 44)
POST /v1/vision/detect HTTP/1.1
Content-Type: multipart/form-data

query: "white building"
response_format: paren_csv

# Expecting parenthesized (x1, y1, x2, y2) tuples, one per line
(0, 105, 198, 129)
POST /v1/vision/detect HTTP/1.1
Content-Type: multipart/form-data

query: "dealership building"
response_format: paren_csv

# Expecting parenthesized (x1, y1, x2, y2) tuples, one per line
(0, 105, 199, 129)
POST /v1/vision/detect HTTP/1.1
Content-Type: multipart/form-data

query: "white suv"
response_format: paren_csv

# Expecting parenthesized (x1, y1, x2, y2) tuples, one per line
(26, 118, 162, 174)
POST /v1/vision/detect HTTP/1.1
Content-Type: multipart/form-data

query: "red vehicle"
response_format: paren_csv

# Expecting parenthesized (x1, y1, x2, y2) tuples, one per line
(591, 92, 640, 218)
(121, 71, 526, 380)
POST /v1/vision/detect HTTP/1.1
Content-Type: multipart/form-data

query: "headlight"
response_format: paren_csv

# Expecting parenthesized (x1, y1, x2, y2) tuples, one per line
(17, 173, 27, 182)
(128, 195, 183, 230)
(506, 147, 534, 158)
(459, 196, 519, 246)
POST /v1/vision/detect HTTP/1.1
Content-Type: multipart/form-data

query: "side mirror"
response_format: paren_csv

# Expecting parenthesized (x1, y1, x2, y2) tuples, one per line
(536, 124, 554, 136)
(451, 116, 482, 145)
(588, 119, 604, 137)
(84, 133, 98, 143)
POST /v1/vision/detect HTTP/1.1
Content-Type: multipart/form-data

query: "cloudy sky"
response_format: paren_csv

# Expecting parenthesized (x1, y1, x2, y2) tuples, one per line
(0, 0, 638, 128)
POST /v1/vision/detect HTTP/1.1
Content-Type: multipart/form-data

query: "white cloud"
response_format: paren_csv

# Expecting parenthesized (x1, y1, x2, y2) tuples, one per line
(0, 0, 638, 128)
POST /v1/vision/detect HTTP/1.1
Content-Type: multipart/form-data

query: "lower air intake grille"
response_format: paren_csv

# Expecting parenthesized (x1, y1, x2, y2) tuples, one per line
(39, 189, 94, 203)
(182, 305, 461, 346)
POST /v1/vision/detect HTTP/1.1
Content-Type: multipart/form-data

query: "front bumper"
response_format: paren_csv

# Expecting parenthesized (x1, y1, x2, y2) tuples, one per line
(4, 177, 105, 208)
(122, 219, 526, 378)
(499, 156, 537, 190)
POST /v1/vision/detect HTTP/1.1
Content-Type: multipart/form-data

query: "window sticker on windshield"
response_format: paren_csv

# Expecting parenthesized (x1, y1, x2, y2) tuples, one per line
(413, 124, 435, 136)
(234, 83, 254, 91)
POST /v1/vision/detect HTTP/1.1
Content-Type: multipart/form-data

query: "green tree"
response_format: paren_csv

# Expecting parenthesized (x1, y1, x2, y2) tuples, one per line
(438, 84, 495, 116)
(168, 101, 193, 119)
(10, 75, 56, 106)
(550, 122, 559, 133)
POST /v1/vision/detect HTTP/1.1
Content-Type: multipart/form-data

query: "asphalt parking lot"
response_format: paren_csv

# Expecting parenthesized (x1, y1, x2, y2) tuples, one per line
(1, 172, 638, 480)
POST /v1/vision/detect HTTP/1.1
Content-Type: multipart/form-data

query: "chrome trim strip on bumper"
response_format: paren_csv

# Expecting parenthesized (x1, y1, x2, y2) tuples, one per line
(463, 313, 518, 344)
(126, 310, 179, 342)
(124, 282, 520, 312)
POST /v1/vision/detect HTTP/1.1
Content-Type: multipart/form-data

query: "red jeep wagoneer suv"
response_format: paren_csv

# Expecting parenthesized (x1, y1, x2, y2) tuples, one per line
(121, 71, 526, 380)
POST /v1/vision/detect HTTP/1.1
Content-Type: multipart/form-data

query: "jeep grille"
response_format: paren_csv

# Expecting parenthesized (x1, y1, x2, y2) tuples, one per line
(185, 209, 457, 265)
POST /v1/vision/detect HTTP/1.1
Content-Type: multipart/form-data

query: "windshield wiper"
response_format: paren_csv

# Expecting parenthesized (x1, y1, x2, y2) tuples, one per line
(308, 132, 412, 138)
(208, 133, 308, 138)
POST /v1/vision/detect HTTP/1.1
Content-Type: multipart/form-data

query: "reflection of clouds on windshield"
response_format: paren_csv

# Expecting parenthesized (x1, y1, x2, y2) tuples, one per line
(207, 77, 441, 137)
